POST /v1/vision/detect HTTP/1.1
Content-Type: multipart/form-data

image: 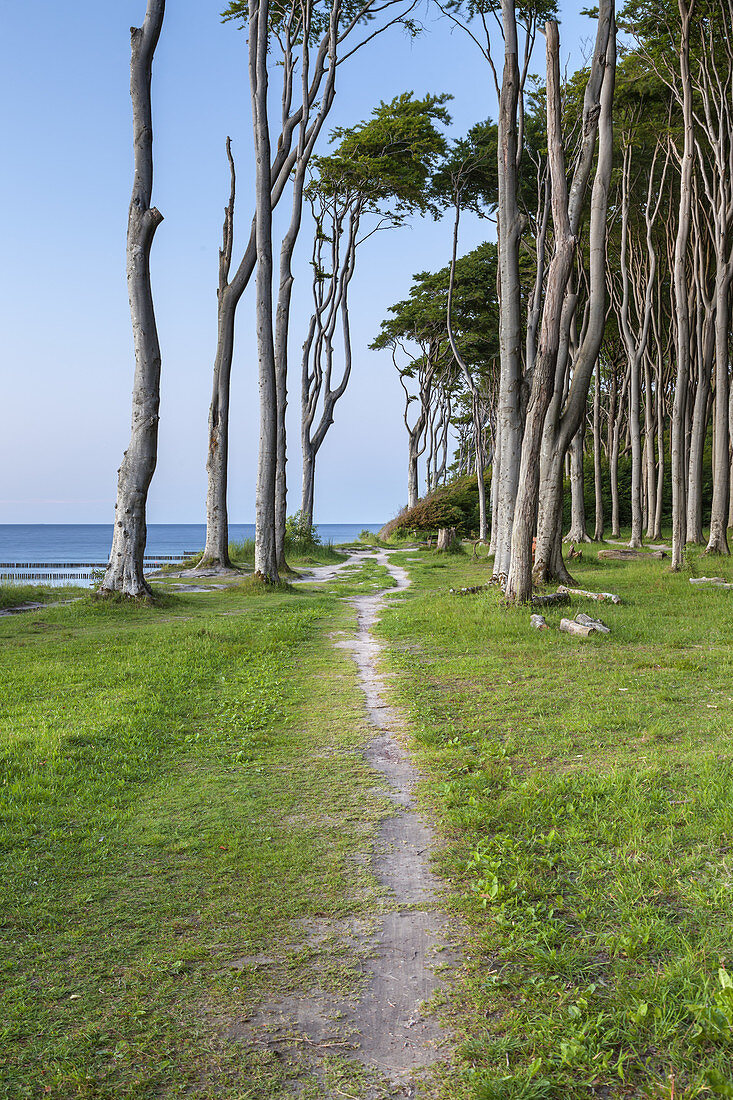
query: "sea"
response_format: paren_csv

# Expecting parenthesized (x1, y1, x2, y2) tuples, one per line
(0, 524, 383, 585)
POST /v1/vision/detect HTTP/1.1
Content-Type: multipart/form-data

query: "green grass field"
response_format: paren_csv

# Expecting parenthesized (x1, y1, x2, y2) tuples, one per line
(2, 541, 733, 1098)
(378, 541, 733, 1099)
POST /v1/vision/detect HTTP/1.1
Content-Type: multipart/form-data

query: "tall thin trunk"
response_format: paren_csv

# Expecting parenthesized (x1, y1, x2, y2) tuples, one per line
(671, 0, 696, 570)
(198, 141, 237, 571)
(644, 353, 656, 539)
(728, 380, 733, 528)
(654, 363, 665, 539)
(251, 0, 279, 583)
(593, 359, 604, 540)
(301, 443, 316, 527)
(102, 1, 165, 598)
(506, 4, 613, 600)
(566, 420, 589, 542)
(447, 201, 487, 540)
(494, 0, 524, 581)
(706, 265, 732, 552)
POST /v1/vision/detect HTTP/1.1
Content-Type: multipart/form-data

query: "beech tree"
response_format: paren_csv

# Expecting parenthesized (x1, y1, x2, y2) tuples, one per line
(195, 0, 421, 581)
(505, 0, 616, 600)
(373, 242, 499, 514)
(101, 0, 165, 599)
(299, 92, 450, 527)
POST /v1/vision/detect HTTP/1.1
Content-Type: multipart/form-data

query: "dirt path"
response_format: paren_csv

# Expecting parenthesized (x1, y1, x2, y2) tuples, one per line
(335, 549, 456, 1092)
(233, 550, 456, 1098)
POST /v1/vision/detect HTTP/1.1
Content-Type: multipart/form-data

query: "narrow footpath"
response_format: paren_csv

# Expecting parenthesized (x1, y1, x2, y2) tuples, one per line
(334, 549, 456, 1094)
(243, 549, 456, 1098)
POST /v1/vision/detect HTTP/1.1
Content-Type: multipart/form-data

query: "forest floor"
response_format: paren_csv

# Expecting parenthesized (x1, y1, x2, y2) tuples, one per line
(2, 538, 733, 1098)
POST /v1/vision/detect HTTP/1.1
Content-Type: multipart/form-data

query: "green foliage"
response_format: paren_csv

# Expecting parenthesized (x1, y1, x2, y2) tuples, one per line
(284, 511, 322, 552)
(430, 118, 499, 215)
(310, 92, 452, 219)
(383, 472, 491, 538)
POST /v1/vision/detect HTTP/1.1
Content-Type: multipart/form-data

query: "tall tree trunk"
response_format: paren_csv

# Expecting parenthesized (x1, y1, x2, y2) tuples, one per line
(610, 414, 621, 537)
(533, 14, 616, 586)
(686, 342, 711, 544)
(301, 443, 316, 528)
(198, 142, 238, 572)
(408, 443, 419, 510)
(506, 4, 613, 599)
(653, 362, 665, 539)
(250, 0, 279, 583)
(706, 266, 732, 552)
(728, 381, 733, 528)
(494, 0, 524, 581)
(102, 0, 165, 598)
(644, 354, 657, 539)
(490, 425, 500, 555)
(671, 0, 696, 570)
(566, 420, 589, 542)
(593, 359, 605, 540)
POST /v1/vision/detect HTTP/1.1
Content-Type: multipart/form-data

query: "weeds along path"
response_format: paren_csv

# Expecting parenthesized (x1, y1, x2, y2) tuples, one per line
(333, 548, 456, 1094)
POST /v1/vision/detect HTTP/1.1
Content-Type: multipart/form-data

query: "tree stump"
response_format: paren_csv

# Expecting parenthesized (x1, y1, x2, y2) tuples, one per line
(436, 527, 458, 552)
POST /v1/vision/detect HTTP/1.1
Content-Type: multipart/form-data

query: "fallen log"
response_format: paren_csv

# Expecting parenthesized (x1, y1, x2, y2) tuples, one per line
(689, 577, 733, 589)
(560, 618, 594, 636)
(557, 585, 621, 605)
(530, 614, 549, 630)
(531, 590, 571, 608)
(598, 548, 666, 561)
(450, 584, 492, 596)
(575, 612, 610, 634)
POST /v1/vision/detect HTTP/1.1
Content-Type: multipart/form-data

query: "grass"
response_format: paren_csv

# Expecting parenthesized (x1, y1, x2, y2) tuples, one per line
(161, 540, 346, 575)
(5, 538, 733, 1098)
(0, 565, 395, 1099)
(376, 539, 733, 1099)
(0, 584, 87, 611)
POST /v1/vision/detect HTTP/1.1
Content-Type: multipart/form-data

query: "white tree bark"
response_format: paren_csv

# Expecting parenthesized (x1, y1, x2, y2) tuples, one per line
(101, 0, 165, 598)
(198, 140, 238, 571)
(250, 0, 279, 582)
(593, 358, 605, 540)
(507, 3, 615, 600)
(533, 13, 616, 586)
(493, 0, 524, 582)
(671, 0, 696, 570)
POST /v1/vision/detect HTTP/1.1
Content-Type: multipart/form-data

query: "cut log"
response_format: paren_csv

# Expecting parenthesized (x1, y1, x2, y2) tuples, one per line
(560, 618, 595, 636)
(598, 548, 666, 561)
(436, 527, 458, 552)
(531, 590, 571, 608)
(689, 576, 733, 588)
(530, 614, 549, 630)
(575, 612, 610, 633)
(557, 585, 621, 604)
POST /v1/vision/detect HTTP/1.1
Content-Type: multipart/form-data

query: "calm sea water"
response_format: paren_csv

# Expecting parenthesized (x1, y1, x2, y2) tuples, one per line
(0, 524, 383, 566)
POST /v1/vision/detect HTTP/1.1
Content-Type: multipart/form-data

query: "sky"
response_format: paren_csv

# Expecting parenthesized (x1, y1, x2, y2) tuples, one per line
(0, 0, 597, 526)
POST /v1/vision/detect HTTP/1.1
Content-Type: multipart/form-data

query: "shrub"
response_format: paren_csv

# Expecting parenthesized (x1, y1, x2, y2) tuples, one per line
(284, 512, 321, 552)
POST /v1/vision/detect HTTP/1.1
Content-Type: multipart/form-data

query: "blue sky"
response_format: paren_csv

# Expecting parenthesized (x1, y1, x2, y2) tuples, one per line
(0, 0, 596, 525)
